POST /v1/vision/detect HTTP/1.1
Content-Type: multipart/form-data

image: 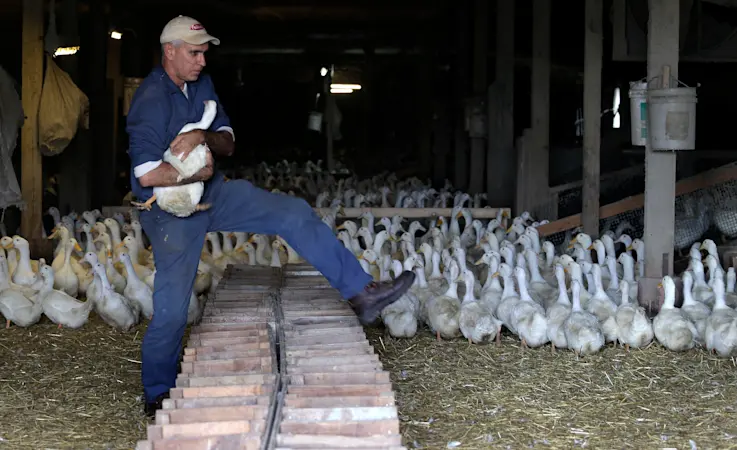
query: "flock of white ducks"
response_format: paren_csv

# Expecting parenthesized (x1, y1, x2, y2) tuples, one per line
(3, 163, 737, 358)
(331, 206, 737, 358)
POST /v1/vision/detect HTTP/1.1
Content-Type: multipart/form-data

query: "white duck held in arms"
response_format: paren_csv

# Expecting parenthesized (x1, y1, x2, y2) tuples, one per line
(132, 100, 218, 217)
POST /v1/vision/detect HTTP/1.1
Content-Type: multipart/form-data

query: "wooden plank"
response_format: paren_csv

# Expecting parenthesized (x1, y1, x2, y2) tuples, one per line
(20, 0, 44, 241)
(169, 384, 273, 399)
(192, 322, 268, 333)
(162, 395, 272, 410)
(179, 358, 272, 376)
(278, 419, 399, 436)
(188, 329, 268, 339)
(582, 0, 603, 236)
(286, 355, 380, 366)
(276, 434, 403, 448)
(288, 364, 382, 374)
(281, 406, 397, 422)
(184, 342, 271, 355)
(537, 161, 737, 236)
(286, 384, 394, 397)
(187, 336, 270, 347)
(177, 373, 275, 388)
(319, 207, 510, 219)
(147, 419, 265, 439)
(182, 348, 272, 362)
(156, 405, 269, 425)
(284, 395, 396, 408)
(136, 434, 262, 450)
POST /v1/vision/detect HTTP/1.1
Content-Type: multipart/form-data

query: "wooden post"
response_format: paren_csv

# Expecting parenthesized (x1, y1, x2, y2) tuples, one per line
(530, 0, 551, 216)
(639, 0, 680, 313)
(20, 0, 44, 242)
(487, 0, 515, 209)
(468, 0, 488, 194)
(582, 0, 603, 237)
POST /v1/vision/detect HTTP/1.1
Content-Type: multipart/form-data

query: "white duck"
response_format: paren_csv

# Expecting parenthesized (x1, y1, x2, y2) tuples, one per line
(510, 266, 549, 349)
(92, 262, 139, 331)
(653, 276, 698, 352)
(680, 270, 711, 345)
(119, 252, 154, 320)
(586, 264, 619, 345)
(546, 264, 572, 353)
(380, 257, 420, 339)
(37, 266, 94, 329)
(457, 268, 502, 345)
(132, 100, 217, 217)
(53, 238, 83, 297)
(614, 280, 654, 351)
(0, 254, 42, 328)
(705, 275, 737, 357)
(424, 260, 462, 340)
(563, 280, 605, 356)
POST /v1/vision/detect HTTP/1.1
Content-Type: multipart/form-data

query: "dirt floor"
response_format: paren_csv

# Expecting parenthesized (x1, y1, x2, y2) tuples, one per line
(2, 317, 737, 449)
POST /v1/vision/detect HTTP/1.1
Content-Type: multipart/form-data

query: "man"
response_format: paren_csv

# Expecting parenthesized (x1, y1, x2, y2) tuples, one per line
(126, 15, 415, 417)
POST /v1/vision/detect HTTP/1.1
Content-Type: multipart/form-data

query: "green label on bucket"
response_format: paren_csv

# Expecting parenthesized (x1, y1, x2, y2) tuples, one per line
(640, 102, 647, 138)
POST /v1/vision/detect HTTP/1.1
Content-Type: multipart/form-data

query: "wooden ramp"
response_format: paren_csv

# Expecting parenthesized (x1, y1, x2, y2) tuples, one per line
(135, 264, 404, 450)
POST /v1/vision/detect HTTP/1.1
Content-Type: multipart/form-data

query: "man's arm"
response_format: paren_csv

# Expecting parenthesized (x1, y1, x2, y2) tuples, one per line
(205, 130, 234, 156)
(139, 151, 213, 188)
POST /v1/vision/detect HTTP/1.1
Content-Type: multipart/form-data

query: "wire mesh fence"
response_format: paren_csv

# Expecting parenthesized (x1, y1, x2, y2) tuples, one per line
(535, 164, 737, 255)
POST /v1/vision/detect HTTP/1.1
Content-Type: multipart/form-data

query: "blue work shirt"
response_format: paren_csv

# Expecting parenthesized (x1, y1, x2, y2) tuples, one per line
(126, 65, 233, 201)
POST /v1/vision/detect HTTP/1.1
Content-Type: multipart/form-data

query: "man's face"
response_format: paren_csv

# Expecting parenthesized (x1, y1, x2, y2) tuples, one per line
(164, 41, 208, 83)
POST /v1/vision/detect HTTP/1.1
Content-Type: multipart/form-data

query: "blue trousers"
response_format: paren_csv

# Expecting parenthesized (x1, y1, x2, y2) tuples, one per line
(139, 174, 372, 401)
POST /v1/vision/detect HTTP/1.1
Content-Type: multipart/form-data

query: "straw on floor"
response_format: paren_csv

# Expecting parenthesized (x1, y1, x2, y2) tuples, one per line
(2, 316, 737, 449)
(365, 327, 737, 449)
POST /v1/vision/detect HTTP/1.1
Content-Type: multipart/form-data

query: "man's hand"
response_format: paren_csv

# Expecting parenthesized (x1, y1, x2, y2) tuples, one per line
(200, 148, 214, 180)
(170, 129, 205, 161)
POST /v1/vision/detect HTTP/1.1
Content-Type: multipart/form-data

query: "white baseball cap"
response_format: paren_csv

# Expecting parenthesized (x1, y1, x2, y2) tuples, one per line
(160, 15, 220, 46)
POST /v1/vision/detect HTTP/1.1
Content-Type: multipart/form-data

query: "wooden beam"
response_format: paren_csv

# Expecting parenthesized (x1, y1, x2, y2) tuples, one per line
(20, 0, 44, 241)
(536, 162, 737, 237)
(102, 206, 512, 220)
(582, 0, 603, 237)
(643, 0, 679, 282)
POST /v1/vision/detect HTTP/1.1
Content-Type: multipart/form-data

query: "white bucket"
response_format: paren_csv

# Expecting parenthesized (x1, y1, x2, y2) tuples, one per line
(307, 111, 323, 132)
(628, 80, 648, 146)
(647, 86, 697, 151)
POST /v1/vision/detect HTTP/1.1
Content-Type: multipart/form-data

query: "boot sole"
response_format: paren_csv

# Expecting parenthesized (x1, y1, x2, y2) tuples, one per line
(357, 273, 416, 325)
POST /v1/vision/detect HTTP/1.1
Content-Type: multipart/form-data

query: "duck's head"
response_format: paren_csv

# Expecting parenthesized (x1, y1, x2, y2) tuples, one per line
(69, 238, 83, 253)
(0, 236, 12, 249)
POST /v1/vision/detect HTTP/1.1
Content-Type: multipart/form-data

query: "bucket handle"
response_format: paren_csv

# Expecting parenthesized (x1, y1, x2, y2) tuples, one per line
(646, 75, 698, 89)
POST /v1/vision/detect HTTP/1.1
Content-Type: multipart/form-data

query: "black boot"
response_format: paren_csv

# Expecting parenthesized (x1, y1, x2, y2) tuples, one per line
(144, 392, 169, 419)
(348, 271, 415, 325)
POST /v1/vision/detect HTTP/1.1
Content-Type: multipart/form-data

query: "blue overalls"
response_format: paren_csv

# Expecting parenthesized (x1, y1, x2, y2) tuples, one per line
(126, 66, 372, 402)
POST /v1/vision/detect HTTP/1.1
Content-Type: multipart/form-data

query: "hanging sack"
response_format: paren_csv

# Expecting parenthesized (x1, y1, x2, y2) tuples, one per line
(38, 54, 90, 156)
